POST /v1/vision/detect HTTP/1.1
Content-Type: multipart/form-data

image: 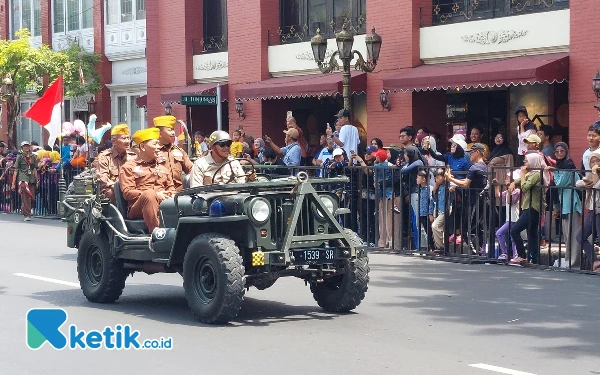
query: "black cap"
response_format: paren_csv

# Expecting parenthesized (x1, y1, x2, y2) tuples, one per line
(514, 105, 528, 116)
(594, 103, 600, 110)
(335, 109, 351, 118)
(466, 143, 485, 153)
(0, 141, 6, 147)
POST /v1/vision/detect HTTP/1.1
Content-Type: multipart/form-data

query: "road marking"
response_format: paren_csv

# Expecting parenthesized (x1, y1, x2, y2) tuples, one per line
(469, 363, 535, 375)
(469, 364, 536, 375)
(14, 273, 80, 288)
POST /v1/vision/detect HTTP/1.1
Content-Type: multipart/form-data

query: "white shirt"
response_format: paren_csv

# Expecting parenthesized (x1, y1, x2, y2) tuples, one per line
(338, 124, 359, 165)
(582, 146, 600, 171)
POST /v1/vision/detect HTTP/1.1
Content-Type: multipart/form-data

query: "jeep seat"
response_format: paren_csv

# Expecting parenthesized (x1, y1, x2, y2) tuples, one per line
(113, 180, 148, 234)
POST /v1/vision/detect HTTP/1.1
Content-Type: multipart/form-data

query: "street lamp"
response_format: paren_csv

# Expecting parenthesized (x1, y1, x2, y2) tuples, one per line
(235, 99, 246, 119)
(311, 25, 382, 111)
(593, 71, 600, 99)
(379, 89, 391, 111)
(0, 74, 14, 102)
(87, 96, 97, 114)
(165, 103, 172, 115)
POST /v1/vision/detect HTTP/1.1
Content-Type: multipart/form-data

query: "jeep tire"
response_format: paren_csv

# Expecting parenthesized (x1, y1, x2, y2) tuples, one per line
(310, 229, 369, 312)
(77, 232, 128, 303)
(183, 233, 245, 324)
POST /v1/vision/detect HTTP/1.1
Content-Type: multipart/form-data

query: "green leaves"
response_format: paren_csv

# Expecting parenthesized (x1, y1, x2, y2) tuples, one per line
(0, 28, 101, 98)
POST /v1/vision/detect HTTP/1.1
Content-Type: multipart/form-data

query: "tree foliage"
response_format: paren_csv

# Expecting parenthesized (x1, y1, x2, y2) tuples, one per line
(0, 29, 101, 147)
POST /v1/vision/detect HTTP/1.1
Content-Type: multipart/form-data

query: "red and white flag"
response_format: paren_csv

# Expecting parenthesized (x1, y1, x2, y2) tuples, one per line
(23, 75, 64, 147)
(79, 65, 85, 84)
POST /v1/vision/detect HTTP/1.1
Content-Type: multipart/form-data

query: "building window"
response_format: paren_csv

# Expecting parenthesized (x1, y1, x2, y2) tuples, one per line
(200, 0, 227, 52)
(279, 0, 366, 44)
(432, 0, 569, 25)
(52, 0, 93, 33)
(18, 102, 43, 146)
(67, 0, 80, 31)
(9, 0, 42, 39)
(106, 0, 145, 25)
(54, 0, 65, 33)
(116, 95, 145, 134)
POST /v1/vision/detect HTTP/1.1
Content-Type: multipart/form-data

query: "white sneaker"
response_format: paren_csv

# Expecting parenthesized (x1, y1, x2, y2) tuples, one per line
(24, 217, 31, 222)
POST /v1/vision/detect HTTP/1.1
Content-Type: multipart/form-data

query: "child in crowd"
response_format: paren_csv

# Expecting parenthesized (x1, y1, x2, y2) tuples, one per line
(230, 130, 243, 158)
(431, 168, 451, 251)
(495, 170, 521, 261)
(416, 170, 434, 250)
(373, 148, 394, 249)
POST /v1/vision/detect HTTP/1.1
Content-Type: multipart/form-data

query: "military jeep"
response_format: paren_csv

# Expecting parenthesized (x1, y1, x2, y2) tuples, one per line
(61, 166, 369, 324)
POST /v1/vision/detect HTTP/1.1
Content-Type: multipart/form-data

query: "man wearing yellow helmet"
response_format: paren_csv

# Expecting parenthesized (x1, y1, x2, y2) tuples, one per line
(119, 128, 176, 233)
(94, 124, 137, 204)
(153, 115, 193, 191)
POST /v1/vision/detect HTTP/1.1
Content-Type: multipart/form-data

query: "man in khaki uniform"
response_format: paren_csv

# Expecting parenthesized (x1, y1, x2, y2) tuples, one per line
(153, 115, 193, 191)
(190, 130, 248, 187)
(119, 128, 176, 233)
(94, 124, 136, 203)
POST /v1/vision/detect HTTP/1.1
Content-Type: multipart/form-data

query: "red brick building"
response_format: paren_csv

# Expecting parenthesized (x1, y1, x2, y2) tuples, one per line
(3, 0, 599, 163)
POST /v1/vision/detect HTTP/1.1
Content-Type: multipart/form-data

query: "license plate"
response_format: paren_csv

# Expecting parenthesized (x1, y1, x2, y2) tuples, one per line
(292, 249, 335, 264)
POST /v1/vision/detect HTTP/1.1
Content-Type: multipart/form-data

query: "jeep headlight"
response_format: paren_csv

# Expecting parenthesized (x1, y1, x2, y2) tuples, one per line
(315, 195, 335, 218)
(249, 198, 270, 224)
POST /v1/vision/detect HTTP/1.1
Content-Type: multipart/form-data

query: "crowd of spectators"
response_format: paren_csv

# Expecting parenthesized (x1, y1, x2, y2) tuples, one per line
(2, 103, 600, 272)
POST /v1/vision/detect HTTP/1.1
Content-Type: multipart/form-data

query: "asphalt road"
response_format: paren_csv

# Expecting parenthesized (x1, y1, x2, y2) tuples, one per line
(1, 212, 599, 375)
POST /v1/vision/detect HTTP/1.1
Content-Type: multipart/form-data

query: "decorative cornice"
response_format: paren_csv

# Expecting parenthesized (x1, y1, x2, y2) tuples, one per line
(461, 30, 528, 45)
(195, 60, 228, 71)
(295, 49, 335, 61)
(122, 66, 147, 75)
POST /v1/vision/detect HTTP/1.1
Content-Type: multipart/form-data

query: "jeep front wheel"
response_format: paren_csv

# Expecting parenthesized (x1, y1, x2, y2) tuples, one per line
(77, 232, 128, 303)
(310, 229, 369, 312)
(183, 233, 245, 324)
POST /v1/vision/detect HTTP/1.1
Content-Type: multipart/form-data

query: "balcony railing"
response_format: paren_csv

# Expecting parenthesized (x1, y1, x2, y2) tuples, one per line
(425, 0, 569, 26)
(192, 36, 227, 55)
(269, 16, 366, 45)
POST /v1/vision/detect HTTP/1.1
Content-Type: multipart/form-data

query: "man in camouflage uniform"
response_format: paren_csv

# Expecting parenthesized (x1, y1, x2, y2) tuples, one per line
(11, 141, 38, 221)
(94, 124, 136, 204)
(154, 115, 193, 191)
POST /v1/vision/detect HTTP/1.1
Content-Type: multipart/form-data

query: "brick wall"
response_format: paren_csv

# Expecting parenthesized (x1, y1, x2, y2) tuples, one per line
(146, 0, 203, 123)
(569, 0, 600, 165)
(365, 0, 431, 146)
(40, 0, 50, 45)
(1, 0, 8, 142)
(227, 0, 279, 137)
(92, 0, 111, 125)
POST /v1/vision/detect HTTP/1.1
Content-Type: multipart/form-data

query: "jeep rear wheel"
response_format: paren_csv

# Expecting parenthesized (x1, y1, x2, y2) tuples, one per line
(77, 232, 128, 303)
(183, 233, 245, 324)
(310, 229, 369, 312)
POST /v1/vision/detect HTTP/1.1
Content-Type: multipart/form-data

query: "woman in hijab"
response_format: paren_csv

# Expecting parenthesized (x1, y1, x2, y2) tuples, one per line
(552, 142, 582, 268)
(575, 151, 600, 272)
(488, 133, 515, 223)
(422, 135, 444, 185)
(509, 153, 547, 265)
(254, 138, 265, 163)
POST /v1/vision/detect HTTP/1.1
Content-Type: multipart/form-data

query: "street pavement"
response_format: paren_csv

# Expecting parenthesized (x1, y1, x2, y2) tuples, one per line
(0, 212, 599, 375)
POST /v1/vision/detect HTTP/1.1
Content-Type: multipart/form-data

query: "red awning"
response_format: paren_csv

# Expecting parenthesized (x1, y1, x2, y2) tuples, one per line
(161, 83, 228, 103)
(383, 53, 569, 92)
(235, 71, 366, 100)
(135, 95, 147, 108)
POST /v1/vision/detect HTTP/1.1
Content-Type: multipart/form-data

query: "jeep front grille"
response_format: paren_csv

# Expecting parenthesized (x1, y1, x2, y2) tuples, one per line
(270, 197, 316, 246)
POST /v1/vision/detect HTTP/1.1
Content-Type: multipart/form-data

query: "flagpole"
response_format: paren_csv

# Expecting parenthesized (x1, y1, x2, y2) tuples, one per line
(58, 72, 66, 218)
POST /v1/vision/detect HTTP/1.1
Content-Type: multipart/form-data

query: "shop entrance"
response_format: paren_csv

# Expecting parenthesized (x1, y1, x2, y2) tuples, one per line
(446, 90, 508, 149)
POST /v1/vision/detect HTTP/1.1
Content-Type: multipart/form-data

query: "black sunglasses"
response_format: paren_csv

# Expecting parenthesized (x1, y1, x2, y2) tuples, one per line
(215, 140, 232, 148)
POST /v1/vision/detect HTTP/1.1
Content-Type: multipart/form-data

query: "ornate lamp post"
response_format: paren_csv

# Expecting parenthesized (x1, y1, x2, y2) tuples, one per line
(311, 25, 382, 111)
(593, 71, 600, 99)
(164, 103, 173, 115)
(87, 96, 97, 114)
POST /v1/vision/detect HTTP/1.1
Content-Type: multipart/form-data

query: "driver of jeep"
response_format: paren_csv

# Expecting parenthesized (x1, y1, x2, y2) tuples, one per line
(189, 130, 247, 187)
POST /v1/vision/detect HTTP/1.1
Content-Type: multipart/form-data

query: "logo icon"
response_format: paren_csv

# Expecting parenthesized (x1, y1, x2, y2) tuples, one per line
(27, 309, 68, 350)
